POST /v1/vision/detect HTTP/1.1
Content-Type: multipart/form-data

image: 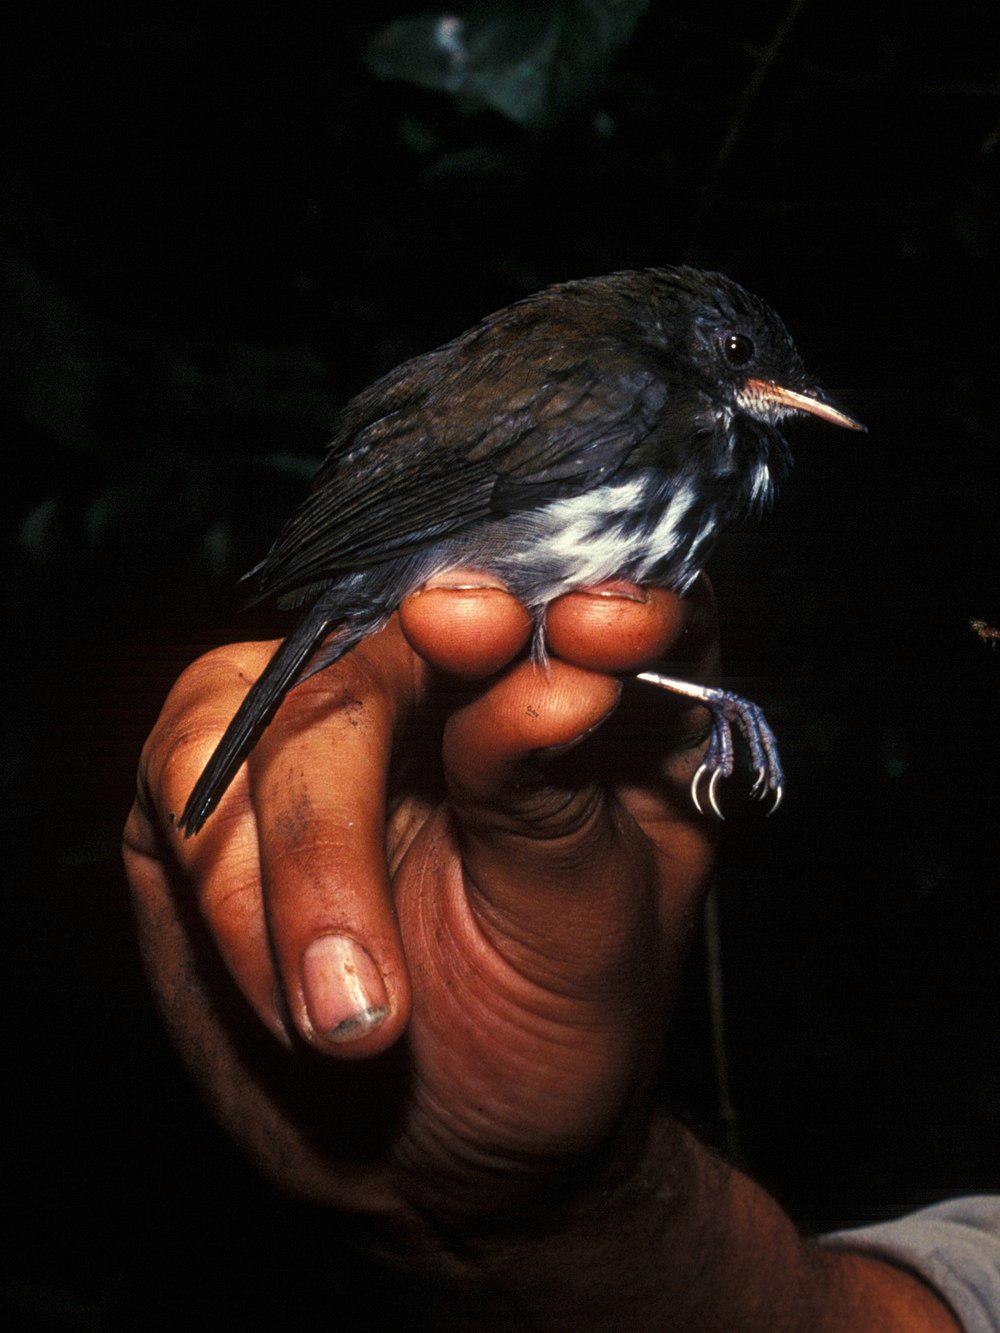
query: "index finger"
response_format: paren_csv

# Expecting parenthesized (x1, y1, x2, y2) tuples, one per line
(136, 629, 418, 1057)
(246, 623, 418, 1057)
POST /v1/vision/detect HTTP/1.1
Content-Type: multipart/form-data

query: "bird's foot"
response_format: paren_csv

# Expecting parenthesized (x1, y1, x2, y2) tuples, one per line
(635, 671, 784, 819)
(690, 696, 784, 819)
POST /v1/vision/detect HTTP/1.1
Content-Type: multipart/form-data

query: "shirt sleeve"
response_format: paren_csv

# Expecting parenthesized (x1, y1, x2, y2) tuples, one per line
(819, 1196, 1000, 1332)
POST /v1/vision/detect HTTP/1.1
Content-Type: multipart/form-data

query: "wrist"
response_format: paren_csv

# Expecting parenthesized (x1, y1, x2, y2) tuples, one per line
(813, 1251, 961, 1332)
(357, 1117, 958, 1331)
(360, 1118, 737, 1328)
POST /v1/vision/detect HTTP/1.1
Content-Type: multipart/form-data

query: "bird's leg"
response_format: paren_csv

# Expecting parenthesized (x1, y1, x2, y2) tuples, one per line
(530, 610, 551, 671)
(636, 671, 784, 818)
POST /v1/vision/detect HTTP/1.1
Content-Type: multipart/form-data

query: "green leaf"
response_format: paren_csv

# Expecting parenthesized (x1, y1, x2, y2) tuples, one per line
(366, 1, 649, 127)
(19, 496, 62, 559)
(0, 257, 106, 449)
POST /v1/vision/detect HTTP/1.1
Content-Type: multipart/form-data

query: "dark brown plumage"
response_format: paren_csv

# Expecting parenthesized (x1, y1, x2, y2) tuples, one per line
(181, 267, 862, 834)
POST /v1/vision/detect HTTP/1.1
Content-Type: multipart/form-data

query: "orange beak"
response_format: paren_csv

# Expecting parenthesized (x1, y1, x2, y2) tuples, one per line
(745, 379, 866, 431)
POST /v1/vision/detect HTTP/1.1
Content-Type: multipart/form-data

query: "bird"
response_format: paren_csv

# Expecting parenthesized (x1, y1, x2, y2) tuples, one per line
(180, 266, 862, 836)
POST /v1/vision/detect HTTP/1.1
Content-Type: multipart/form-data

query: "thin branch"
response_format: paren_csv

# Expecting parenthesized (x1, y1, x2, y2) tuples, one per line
(704, 885, 741, 1161)
(687, 0, 809, 253)
(661, 11, 1000, 102)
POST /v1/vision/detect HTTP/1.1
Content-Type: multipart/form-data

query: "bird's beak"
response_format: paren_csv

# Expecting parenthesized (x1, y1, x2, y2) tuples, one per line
(744, 379, 866, 431)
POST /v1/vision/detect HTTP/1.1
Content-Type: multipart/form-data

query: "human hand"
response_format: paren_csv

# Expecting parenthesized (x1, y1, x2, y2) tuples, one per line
(122, 580, 962, 1329)
(123, 574, 717, 1227)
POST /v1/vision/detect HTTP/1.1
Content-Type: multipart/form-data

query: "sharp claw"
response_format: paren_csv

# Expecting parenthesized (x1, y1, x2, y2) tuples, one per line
(708, 767, 725, 820)
(691, 763, 708, 815)
(767, 784, 783, 816)
(751, 766, 767, 797)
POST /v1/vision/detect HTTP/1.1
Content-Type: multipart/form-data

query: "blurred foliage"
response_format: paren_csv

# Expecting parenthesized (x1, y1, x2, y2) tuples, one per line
(2, 0, 998, 631)
(366, 1, 650, 126)
(3, 250, 329, 609)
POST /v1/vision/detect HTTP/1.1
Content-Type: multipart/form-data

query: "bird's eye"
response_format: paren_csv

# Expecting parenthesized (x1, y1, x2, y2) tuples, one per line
(722, 332, 755, 367)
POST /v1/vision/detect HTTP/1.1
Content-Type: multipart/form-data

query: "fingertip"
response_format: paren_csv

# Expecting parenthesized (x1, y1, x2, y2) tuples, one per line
(296, 931, 411, 1058)
(399, 581, 532, 680)
(520, 660, 624, 752)
(443, 657, 623, 798)
(546, 583, 686, 673)
(245, 657, 415, 1060)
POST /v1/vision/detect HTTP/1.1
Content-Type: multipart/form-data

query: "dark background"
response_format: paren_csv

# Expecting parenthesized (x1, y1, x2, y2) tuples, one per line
(4, 1, 1000, 1326)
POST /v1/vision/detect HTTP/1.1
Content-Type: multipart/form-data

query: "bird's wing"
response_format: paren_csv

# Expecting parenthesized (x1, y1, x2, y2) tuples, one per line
(249, 336, 670, 604)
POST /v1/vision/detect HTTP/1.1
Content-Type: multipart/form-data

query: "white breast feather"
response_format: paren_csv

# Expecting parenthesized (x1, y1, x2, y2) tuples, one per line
(634, 481, 695, 580)
(513, 476, 700, 598)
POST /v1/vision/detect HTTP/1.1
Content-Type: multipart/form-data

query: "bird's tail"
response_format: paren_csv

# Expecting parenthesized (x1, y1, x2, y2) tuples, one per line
(178, 598, 373, 838)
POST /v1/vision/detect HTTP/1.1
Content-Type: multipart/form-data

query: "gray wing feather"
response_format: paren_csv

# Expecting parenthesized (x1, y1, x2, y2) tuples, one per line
(248, 309, 670, 604)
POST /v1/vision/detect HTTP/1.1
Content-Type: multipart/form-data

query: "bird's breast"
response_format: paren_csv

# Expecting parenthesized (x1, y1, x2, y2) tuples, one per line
(485, 472, 721, 608)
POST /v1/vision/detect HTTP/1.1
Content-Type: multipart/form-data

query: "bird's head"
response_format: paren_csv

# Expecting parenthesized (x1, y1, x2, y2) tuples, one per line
(652, 266, 864, 436)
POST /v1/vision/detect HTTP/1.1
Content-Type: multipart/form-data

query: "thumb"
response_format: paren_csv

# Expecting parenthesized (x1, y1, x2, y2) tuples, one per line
(389, 579, 712, 1218)
(440, 654, 660, 1001)
(422, 579, 694, 1002)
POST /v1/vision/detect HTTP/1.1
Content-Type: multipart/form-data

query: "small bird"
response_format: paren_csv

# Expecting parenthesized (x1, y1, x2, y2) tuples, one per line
(180, 267, 862, 835)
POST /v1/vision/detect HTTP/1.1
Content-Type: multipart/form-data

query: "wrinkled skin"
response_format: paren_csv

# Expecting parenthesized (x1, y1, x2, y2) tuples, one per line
(124, 575, 713, 1216)
(123, 575, 958, 1329)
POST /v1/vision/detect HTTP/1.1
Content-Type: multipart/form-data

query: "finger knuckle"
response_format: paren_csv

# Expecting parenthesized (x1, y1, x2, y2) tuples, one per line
(137, 643, 268, 819)
(121, 799, 158, 866)
(295, 649, 393, 721)
(515, 783, 608, 845)
(144, 715, 233, 821)
(159, 643, 268, 721)
(177, 643, 267, 697)
(198, 853, 261, 923)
